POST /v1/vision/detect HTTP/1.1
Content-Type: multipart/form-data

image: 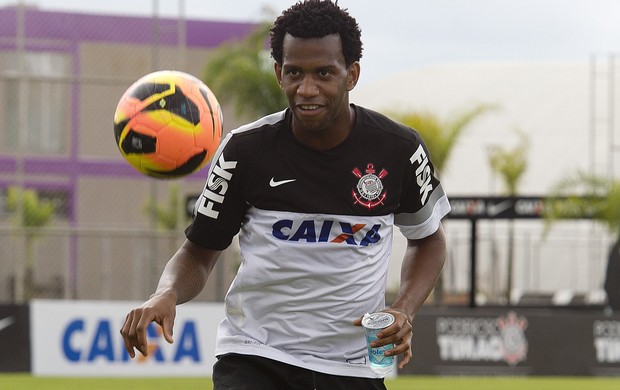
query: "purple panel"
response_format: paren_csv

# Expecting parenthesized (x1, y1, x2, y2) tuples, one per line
(0, 9, 16, 37)
(0, 8, 256, 47)
(0, 179, 69, 191)
(186, 19, 256, 47)
(25, 158, 74, 174)
(77, 159, 210, 181)
(28, 11, 180, 45)
(78, 159, 144, 177)
(1, 156, 208, 181)
(0, 157, 17, 172)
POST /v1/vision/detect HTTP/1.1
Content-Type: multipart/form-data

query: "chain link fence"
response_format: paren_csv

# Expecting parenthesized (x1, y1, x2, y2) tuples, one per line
(440, 220, 612, 306)
(0, 1, 252, 303)
(0, 1, 614, 307)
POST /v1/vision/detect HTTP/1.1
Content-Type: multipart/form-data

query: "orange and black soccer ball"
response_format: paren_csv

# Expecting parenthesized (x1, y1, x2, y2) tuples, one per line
(113, 70, 223, 179)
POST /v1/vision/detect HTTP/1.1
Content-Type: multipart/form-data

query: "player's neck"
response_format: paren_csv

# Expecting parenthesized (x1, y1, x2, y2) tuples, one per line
(291, 105, 355, 151)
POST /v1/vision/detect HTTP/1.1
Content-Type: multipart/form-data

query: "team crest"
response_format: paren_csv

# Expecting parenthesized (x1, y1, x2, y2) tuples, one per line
(352, 163, 388, 210)
(498, 311, 528, 366)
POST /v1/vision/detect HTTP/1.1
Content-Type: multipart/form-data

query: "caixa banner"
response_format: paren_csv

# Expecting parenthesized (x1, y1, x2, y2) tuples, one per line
(30, 300, 224, 376)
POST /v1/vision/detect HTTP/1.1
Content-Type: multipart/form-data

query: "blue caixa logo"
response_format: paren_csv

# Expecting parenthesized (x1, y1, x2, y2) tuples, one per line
(62, 318, 201, 363)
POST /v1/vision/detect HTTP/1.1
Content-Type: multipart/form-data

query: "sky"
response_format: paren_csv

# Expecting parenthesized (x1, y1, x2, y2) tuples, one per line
(1, 0, 619, 87)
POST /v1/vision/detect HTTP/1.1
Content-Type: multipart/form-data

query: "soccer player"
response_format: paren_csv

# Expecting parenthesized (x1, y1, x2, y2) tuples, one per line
(120, 1, 450, 388)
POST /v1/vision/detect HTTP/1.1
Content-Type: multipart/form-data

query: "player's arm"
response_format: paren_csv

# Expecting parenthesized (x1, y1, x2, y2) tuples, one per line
(154, 238, 220, 304)
(120, 239, 221, 358)
(383, 223, 447, 368)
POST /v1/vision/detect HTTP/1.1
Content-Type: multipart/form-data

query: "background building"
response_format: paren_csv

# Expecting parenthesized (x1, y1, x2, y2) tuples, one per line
(0, 6, 255, 302)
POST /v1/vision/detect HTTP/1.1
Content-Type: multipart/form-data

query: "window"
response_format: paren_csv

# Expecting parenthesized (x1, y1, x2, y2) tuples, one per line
(2, 51, 71, 154)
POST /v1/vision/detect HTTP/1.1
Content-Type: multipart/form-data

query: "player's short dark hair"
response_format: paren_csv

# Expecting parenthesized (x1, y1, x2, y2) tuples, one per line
(270, 0, 363, 67)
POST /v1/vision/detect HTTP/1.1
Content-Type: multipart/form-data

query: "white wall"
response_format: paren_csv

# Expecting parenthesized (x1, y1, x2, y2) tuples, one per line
(352, 61, 594, 196)
(352, 61, 614, 296)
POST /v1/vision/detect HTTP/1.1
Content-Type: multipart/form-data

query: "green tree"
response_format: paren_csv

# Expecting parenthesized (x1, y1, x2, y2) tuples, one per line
(143, 183, 188, 257)
(487, 130, 529, 303)
(544, 171, 620, 309)
(143, 183, 182, 231)
(203, 23, 287, 119)
(143, 183, 188, 290)
(392, 104, 494, 304)
(393, 104, 495, 175)
(6, 186, 55, 300)
(544, 171, 620, 234)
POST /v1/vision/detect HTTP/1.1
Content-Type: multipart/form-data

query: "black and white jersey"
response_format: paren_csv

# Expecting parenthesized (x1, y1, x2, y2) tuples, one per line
(186, 104, 451, 378)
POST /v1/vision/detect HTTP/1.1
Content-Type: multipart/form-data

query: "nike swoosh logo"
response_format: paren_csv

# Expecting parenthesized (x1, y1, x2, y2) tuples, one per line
(487, 200, 513, 216)
(0, 316, 15, 332)
(269, 178, 296, 187)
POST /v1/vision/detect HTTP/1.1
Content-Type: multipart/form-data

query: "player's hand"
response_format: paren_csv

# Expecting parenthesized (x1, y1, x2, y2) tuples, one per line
(380, 309, 413, 369)
(353, 309, 413, 369)
(120, 291, 177, 358)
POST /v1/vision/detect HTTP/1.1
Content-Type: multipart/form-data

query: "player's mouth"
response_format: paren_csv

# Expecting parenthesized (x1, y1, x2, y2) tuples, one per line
(296, 104, 324, 115)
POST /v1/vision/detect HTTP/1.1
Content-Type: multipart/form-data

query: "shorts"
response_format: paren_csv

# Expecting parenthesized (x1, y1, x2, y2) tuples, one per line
(212, 353, 387, 390)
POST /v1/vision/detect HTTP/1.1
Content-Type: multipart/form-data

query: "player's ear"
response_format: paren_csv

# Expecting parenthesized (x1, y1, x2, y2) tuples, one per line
(347, 61, 360, 91)
(274, 62, 283, 88)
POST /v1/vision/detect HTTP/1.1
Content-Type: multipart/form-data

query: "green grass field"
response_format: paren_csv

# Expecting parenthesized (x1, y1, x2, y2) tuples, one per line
(1, 375, 620, 390)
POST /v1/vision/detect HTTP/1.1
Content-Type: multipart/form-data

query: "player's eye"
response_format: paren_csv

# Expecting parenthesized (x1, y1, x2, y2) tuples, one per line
(286, 69, 300, 77)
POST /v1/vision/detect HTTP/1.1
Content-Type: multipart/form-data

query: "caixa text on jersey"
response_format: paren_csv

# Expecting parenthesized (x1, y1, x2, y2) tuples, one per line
(272, 220, 382, 246)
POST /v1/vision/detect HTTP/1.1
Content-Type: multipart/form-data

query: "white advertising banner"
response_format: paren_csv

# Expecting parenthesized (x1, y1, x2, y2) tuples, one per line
(31, 299, 225, 377)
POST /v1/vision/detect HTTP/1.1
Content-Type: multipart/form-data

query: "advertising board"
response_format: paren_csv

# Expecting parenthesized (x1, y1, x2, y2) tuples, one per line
(402, 307, 620, 376)
(0, 304, 30, 372)
(30, 300, 224, 376)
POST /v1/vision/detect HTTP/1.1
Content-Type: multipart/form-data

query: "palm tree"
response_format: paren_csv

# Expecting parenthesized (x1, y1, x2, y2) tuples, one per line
(544, 172, 620, 232)
(544, 171, 620, 310)
(393, 104, 495, 174)
(143, 183, 187, 289)
(392, 104, 494, 304)
(487, 130, 529, 302)
(143, 183, 183, 232)
(203, 23, 287, 119)
(6, 186, 55, 300)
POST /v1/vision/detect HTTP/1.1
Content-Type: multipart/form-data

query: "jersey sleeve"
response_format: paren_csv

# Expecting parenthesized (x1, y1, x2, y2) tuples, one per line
(394, 132, 451, 239)
(185, 132, 247, 250)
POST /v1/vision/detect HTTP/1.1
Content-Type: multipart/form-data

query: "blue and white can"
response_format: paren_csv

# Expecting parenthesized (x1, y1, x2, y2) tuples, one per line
(362, 312, 395, 375)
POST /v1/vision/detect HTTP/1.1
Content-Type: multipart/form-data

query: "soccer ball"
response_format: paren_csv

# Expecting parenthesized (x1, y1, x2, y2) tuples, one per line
(113, 70, 223, 179)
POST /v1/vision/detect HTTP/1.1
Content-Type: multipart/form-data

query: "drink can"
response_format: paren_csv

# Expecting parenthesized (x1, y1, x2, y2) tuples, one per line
(362, 312, 395, 375)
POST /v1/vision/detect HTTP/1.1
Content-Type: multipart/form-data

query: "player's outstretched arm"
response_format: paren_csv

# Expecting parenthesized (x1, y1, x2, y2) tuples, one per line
(120, 239, 221, 358)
